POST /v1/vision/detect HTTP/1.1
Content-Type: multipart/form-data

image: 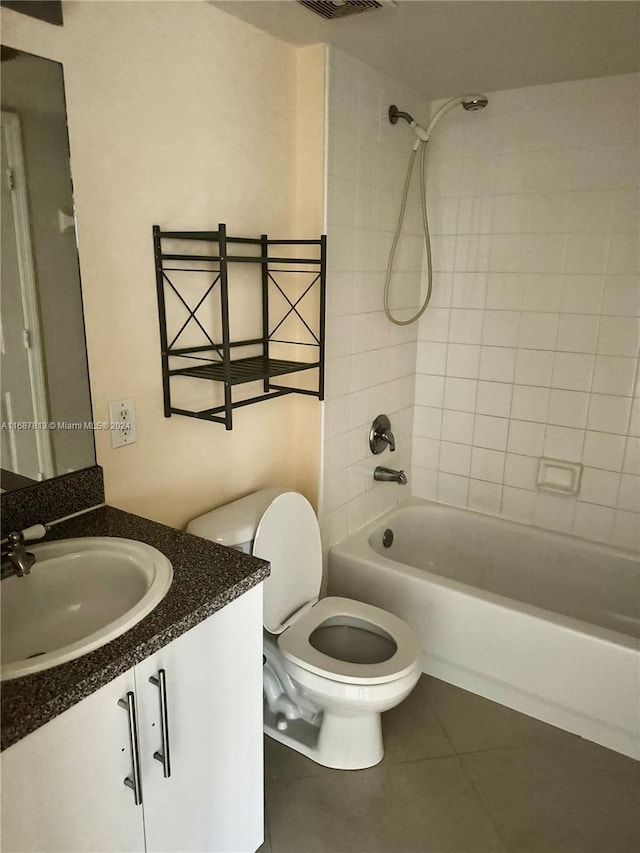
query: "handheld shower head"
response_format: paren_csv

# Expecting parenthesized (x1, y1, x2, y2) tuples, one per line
(425, 93, 488, 138)
(463, 96, 489, 111)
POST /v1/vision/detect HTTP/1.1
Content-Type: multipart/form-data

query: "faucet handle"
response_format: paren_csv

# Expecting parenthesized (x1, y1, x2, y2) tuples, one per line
(369, 414, 396, 455)
(7, 524, 47, 546)
(379, 430, 396, 452)
(22, 524, 47, 542)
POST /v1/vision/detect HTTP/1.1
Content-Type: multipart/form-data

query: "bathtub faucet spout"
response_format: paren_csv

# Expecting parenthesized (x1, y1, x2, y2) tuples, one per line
(374, 466, 407, 485)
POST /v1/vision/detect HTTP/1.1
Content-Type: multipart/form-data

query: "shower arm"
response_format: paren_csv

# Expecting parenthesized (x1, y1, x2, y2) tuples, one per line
(388, 105, 429, 142)
(388, 105, 415, 125)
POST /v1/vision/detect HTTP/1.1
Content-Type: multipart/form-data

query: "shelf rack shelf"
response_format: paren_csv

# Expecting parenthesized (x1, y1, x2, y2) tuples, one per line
(153, 224, 326, 429)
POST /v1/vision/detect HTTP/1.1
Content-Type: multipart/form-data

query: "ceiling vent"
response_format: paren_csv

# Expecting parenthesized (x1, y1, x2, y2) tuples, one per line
(298, 1, 388, 21)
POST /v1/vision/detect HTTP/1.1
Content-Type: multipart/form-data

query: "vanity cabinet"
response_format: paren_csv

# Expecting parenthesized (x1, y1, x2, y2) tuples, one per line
(1, 668, 145, 853)
(1, 585, 264, 853)
(135, 584, 264, 853)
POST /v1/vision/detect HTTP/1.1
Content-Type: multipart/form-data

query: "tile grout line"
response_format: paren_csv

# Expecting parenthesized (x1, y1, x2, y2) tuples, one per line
(417, 678, 459, 756)
(456, 752, 511, 853)
(265, 738, 540, 787)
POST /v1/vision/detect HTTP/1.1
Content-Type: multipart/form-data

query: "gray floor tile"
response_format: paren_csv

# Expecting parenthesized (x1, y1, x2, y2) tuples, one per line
(264, 734, 337, 783)
(380, 675, 455, 766)
(264, 677, 639, 853)
(421, 676, 573, 755)
(461, 737, 640, 853)
(266, 755, 506, 853)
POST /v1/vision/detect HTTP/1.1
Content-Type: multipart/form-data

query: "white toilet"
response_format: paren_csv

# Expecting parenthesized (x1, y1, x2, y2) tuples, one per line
(187, 488, 420, 770)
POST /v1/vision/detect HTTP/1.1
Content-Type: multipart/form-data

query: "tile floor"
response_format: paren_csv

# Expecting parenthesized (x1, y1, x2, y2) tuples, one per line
(260, 675, 639, 853)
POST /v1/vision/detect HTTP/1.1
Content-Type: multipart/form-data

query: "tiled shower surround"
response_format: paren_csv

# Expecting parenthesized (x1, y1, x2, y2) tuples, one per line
(321, 52, 639, 553)
(414, 73, 639, 551)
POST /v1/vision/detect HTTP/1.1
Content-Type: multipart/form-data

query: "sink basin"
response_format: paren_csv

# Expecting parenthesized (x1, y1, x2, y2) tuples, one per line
(1, 537, 173, 681)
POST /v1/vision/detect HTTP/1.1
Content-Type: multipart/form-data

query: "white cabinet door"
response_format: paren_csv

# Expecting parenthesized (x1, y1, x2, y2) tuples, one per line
(1, 669, 145, 853)
(136, 585, 264, 853)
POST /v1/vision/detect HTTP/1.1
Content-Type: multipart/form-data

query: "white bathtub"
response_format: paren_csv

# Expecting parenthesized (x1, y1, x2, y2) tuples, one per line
(328, 498, 640, 759)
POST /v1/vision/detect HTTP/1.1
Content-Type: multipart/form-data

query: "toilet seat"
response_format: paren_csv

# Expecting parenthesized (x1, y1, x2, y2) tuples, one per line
(278, 596, 418, 686)
(251, 490, 418, 687)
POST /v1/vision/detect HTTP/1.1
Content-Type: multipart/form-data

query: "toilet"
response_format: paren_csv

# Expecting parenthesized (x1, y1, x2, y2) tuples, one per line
(187, 488, 420, 770)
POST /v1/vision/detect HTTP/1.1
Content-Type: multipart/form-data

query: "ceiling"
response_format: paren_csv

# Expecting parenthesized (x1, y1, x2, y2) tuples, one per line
(210, 1, 640, 99)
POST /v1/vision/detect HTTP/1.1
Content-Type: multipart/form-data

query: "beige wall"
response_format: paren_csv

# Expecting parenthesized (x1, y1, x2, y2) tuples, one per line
(1, 1, 325, 527)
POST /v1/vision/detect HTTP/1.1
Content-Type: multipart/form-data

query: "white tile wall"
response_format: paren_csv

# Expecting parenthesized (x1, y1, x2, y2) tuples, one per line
(413, 73, 640, 551)
(320, 49, 428, 548)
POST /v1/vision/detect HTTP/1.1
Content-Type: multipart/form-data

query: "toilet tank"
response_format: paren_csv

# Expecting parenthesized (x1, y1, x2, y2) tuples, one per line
(186, 487, 287, 553)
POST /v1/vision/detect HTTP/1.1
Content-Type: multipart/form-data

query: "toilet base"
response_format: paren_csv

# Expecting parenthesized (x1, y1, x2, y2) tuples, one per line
(264, 704, 384, 770)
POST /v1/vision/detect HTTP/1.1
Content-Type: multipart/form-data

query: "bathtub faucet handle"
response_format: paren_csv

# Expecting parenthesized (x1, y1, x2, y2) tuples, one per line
(370, 414, 396, 454)
(380, 429, 396, 452)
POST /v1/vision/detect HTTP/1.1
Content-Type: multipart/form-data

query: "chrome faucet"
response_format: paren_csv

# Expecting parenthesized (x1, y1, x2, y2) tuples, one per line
(5, 531, 36, 577)
(1, 524, 47, 578)
(369, 415, 396, 454)
(374, 466, 408, 485)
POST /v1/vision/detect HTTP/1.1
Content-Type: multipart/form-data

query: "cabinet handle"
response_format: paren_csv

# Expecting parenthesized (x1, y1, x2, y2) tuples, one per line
(118, 692, 143, 805)
(149, 669, 171, 778)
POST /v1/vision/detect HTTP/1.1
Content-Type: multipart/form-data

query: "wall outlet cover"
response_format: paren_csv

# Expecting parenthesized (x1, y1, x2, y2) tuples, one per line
(109, 397, 137, 448)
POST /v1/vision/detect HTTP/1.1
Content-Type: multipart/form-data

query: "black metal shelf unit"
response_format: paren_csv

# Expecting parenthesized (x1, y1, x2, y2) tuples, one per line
(153, 224, 326, 430)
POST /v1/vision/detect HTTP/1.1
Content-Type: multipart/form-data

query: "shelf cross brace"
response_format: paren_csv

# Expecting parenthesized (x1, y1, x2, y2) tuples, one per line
(267, 273, 320, 345)
(163, 272, 222, 357)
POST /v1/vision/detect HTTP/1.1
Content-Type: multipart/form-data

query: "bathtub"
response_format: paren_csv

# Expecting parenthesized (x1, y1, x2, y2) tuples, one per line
(328, 498, 640, 759)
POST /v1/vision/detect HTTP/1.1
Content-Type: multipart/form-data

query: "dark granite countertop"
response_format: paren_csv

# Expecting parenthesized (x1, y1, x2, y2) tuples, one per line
(1, 505, 269, 752)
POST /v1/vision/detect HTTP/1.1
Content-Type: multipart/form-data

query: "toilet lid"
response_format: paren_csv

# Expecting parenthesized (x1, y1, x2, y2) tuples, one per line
(254, 492, 322, 634)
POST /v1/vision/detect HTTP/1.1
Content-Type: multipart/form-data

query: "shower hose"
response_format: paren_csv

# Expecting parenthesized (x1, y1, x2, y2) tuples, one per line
(384, 140, 433, 326)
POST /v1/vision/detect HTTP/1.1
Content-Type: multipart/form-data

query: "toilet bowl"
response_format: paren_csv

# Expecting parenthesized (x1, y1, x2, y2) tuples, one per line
(187, 489, 420, 770)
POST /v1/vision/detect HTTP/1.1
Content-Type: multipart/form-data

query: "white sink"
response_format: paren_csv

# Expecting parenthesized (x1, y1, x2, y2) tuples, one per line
(1, 537, 173, 681)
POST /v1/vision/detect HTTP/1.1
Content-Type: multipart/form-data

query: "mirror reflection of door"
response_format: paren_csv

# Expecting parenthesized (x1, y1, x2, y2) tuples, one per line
(1, 47, 95, 489)
(1, 110, 53, 481)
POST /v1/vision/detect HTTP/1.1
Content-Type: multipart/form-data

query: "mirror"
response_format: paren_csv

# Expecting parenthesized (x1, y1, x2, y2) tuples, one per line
(1, 46, 95, 492)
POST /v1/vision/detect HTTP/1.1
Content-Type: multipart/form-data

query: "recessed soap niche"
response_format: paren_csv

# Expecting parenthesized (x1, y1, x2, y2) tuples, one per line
(536, 458, 583, 497)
